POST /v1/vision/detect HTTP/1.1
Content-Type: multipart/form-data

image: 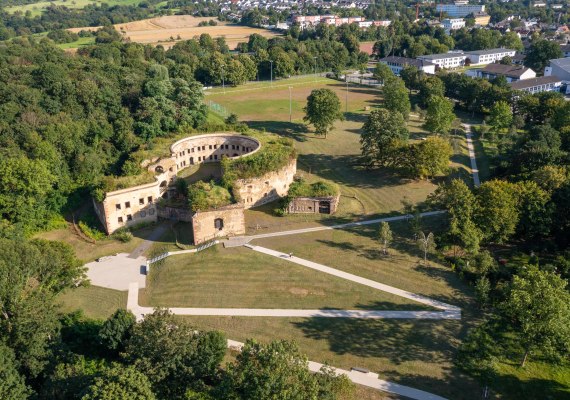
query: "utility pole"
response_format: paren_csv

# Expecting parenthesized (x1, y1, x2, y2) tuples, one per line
(345, 77, 349, 113)
(289, 86, 292, 122)
(270, 60, 273, 86)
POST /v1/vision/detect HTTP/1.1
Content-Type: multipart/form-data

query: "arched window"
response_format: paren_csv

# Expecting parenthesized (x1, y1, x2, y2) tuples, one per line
(214, 218, 224, 231)
(155, 166, 164, 173)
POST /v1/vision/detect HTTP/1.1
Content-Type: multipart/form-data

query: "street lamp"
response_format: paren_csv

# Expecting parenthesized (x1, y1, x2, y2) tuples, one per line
(270, 60, 273, 86)
(289, 86, 292, 122)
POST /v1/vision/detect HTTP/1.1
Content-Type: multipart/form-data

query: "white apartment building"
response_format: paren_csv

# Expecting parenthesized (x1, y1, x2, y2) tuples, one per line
(465, 48, 516, 65)
(442, 18, 466, 32)
(509, 76, 562, 94)
(417, 52, 467, 69)
(379, 56, 436, 75)
(436, 3, 485, 17)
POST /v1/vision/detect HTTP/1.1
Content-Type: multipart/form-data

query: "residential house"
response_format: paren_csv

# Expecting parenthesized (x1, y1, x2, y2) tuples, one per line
(475, 63, 536, 82)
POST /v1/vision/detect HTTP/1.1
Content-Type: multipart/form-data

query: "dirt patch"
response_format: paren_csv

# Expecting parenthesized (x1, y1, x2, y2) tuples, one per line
(289, 287, 310, 296)
(288, 287, 325, 296)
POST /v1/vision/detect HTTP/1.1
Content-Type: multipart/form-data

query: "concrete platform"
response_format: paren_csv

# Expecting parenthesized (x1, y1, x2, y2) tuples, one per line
(86, 253, 147, 290)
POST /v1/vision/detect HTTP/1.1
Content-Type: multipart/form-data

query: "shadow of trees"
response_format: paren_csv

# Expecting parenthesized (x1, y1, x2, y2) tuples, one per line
(246, 121, 309, 141)
(293, 317, 459, 363)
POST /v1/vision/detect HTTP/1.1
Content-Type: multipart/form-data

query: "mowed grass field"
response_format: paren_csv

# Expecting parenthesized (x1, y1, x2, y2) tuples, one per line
(57, 285, 127, 319)
(207, 77, 473, 233)
(140, 243, 433, 310)
(139, 219, 478, 399)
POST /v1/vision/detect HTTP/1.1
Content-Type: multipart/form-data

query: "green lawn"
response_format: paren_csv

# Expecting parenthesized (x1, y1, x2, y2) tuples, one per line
(6, 0, 146, 16)
(57, 36, 96, 50)
(140, 243, 430, 310)
(57, 285, 127, 319)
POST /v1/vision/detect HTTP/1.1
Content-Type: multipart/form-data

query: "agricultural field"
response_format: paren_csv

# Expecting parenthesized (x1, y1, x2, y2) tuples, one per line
(67, 15, 280, 49)
(5, 0, 146, 16)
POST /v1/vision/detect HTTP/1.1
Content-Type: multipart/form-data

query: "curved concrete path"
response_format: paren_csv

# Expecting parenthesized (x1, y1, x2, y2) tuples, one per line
(245, 245, 460, 313)
(463, 125, 481, 187)
(223, 210, 446, 246)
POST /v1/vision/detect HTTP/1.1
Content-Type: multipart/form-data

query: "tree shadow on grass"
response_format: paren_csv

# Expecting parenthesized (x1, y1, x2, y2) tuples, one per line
(344, 112, 368, 123)
(297, 154, 414, 191)
(489, 372, 570, 400)
(293, 317, 459, 363)
(316, 239, 363, 252)
(246, 121, 309, 141)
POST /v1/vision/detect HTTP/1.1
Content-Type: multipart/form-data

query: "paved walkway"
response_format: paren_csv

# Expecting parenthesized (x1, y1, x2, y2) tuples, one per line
(128, 223, 170, 259)
(127, 284, 458, 320)
(225, 211, 446, 244)
(227, 339, 447, 400)
(464, 128, 481, 187)
(245, 245, 460, 313)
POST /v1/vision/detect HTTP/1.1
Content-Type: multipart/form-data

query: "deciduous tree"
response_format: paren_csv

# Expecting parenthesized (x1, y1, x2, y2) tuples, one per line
(378, 222, 393, 255)
(304, 89, 343, 138)
(360, 108, 409, 167)
(424, 96, 455, 135)
(417, 231, 435, 265)
(82, 364, 155, 400)
(488, 101, 513, 134)
(382, 78, 411, 119)
(502, 267, 570, 367)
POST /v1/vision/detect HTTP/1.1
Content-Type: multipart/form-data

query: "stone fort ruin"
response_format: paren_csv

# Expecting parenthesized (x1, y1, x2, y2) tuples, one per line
(93, 132, 297, 244)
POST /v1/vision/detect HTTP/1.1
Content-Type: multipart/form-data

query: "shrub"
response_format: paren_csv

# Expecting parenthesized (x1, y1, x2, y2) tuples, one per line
(187, 181, 233, 211)
(112, 228, 133, 243)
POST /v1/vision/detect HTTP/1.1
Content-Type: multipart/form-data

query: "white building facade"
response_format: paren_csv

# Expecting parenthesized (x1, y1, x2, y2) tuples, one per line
(436, 3, 485, 17)
(417, 52, 467, 69)
(379, 56, 436, 75)
(465, 48, 517, 65)
(442, 18, 466, 32)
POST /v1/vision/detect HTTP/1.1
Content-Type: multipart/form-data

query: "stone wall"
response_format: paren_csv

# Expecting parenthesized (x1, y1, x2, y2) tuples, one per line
(94, 133, 259, 234)
(233, 158, 297, 209)
(96, 180, 165, 234)
(191, 203, 246, 245)
(288, 195, 340, 215)
(157, 205, 194, 222)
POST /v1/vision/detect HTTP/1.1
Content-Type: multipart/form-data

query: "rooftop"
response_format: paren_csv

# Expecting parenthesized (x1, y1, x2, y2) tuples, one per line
(480, 63, 534, 78)
(466, 48, 516, 55)
(418, 52, 466, 60)
(550, 57, 570, 71)
(509, 75, 562, 90)
(379, 56, 435, 68)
